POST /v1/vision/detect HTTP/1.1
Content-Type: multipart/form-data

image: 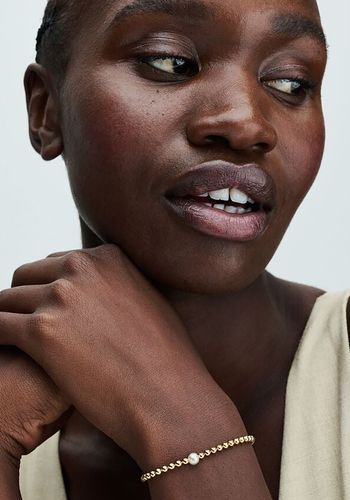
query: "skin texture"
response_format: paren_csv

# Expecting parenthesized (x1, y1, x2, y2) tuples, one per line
(1, 0, 346, 498)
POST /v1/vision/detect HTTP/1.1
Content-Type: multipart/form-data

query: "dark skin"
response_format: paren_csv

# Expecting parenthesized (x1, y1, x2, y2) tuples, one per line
(1, 0, 347, 498)
(58, 276, 324, 499)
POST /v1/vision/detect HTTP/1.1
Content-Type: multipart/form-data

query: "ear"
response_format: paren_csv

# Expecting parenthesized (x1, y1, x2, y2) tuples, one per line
(24, 63, 63, 161)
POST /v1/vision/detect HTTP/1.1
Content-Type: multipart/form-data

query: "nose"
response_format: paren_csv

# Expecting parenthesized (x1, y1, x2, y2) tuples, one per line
(186, 77, 277, 155)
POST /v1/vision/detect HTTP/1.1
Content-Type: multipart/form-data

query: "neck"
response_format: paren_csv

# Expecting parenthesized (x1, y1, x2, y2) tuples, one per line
(80, 219, 292, 411)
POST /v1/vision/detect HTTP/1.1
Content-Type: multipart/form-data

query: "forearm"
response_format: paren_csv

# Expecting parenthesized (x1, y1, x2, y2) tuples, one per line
(136, 396, 272, 500)
(0, 454, 21, 500)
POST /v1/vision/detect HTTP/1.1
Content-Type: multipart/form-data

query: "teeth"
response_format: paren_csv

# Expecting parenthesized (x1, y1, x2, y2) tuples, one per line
(213, 204, 225, 211)
(209, 188, 230, 201)
(198, 193, 209, 197)
(236, 207, 246, 214)
(204, 203, 212, 207)
(225, 206, 239, 214)
(206, 187, 254, 204)
(230, 188, 249, 205)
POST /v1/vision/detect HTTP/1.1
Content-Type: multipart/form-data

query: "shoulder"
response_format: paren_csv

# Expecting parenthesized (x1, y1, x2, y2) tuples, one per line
(265, 273, 326, 339)
(266, 272, 350, 347)
(266, 273, 325, 320)
(347, 298, 350, 346)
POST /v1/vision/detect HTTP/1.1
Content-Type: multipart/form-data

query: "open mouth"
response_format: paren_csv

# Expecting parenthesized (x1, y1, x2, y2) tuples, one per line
(164, 161, 275, 241)
(183, 186, 262, 215)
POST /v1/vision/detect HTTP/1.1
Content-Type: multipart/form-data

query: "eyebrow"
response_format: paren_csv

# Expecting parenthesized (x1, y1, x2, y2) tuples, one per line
(272, 14, 328, 51)
(109, 0, 212, 29)
(108, 1, 328, 52)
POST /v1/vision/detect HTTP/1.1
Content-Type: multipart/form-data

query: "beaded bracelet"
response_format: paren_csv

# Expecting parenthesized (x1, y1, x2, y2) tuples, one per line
(140, 434, 255, 483)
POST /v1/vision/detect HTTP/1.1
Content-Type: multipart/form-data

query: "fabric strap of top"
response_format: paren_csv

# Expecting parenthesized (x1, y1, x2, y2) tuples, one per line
(278, 290, 350, 500)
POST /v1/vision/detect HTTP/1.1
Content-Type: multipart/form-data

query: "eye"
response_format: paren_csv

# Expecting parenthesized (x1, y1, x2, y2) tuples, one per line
(141, 55, 199, 77)
(263, 78, 315, 102)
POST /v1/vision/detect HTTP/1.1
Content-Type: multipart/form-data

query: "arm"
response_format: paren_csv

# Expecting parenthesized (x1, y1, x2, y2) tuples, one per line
(0, 452, 21, 500)
(0, 245, 272, 499)
(136, 395, 271, 500)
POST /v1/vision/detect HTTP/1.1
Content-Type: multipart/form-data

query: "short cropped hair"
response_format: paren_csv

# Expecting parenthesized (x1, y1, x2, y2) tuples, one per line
(36, 0, 81, 83)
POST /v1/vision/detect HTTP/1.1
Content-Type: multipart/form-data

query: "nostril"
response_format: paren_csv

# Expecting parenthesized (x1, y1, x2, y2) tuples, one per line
(251, 143, 270, 153)
(205, 135, 231, 147)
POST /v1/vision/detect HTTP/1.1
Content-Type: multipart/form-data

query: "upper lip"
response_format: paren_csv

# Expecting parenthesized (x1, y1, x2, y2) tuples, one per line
(165, 160, 276, 209)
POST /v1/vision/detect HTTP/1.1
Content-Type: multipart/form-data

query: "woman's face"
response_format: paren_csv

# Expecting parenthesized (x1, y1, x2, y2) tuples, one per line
(59, 0, 327, 293)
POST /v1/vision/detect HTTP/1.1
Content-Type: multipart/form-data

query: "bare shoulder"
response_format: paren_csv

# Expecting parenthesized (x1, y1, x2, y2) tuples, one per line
(265, 272, 326, 332)
(266, 272, 350, 347)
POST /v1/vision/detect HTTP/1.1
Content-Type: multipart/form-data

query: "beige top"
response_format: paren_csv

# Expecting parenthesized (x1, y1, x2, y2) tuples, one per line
(19, 290, 350, 500)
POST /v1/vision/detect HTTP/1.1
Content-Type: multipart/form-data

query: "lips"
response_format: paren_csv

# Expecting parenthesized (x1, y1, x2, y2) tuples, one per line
(165, 160, 276, 210)
(164, 160, 276, 242)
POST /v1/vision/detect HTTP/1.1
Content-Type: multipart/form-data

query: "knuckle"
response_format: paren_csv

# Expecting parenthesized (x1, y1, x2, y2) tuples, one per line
(28, 312, 55, 339)
(46, 250, 70, 258)
(104, 243, 122, 257)
(62, 251, 94, 275)
(49, 279, 75, 305)
(93, 243, 122, 260)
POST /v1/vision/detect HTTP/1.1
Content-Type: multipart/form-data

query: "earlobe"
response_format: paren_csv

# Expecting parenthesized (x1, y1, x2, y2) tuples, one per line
(24, 63, 63, 161)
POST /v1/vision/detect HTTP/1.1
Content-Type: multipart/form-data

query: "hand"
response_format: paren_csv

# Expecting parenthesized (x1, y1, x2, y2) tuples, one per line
(0, 347, 70, 463)
(0, 245, 228, 467)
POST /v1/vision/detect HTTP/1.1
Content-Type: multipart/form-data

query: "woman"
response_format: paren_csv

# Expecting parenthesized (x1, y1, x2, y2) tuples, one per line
(0, 0, 348, 498)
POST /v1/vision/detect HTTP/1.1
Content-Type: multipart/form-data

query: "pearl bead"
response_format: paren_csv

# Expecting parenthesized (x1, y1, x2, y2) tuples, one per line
(188, 452, 200, 465)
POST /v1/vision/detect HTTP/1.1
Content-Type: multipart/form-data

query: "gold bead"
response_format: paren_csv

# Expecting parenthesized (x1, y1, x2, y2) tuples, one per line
(140, 434, 255, 483)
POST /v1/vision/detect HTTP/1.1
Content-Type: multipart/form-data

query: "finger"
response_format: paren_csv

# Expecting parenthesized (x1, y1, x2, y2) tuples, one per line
(47, 251, 74, 258)
(0, 285, 48, 314)
(0, 312, 29, 349)
(11, 257, 63, 287)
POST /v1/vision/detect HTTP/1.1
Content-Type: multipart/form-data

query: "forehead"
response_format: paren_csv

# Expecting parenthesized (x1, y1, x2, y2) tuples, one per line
(76, 0, 324, 53)
(87, 0, 321, 21)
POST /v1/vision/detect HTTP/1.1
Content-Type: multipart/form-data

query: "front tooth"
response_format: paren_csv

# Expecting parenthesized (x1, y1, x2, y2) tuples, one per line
(225, 206, 239, 214)
(230, 188, 248, 205)
(209, 188, 230, 201)
(213, 204, 225, 211)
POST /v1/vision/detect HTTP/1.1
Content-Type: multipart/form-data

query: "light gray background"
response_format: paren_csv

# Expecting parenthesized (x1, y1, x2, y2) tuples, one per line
(0, 1, 349, 291)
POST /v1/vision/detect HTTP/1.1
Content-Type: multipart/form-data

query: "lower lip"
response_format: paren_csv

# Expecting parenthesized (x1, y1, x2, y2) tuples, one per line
(165, 198, 269, 242)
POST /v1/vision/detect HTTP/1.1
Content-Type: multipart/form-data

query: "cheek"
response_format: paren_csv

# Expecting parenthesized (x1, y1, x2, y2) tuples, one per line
(61, 70, 168, 215)
(60, 68, 187, 262)
(277, 108, 325, 213)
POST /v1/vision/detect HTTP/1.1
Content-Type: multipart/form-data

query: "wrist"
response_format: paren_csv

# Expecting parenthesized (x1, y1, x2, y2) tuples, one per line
(132, 388, 247, 471)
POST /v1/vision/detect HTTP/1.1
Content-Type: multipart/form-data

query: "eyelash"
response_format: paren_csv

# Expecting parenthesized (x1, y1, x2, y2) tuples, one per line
(139, 54, 199, 78)
(138, 55, 315, 100)
(263, 77, 316, 98)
